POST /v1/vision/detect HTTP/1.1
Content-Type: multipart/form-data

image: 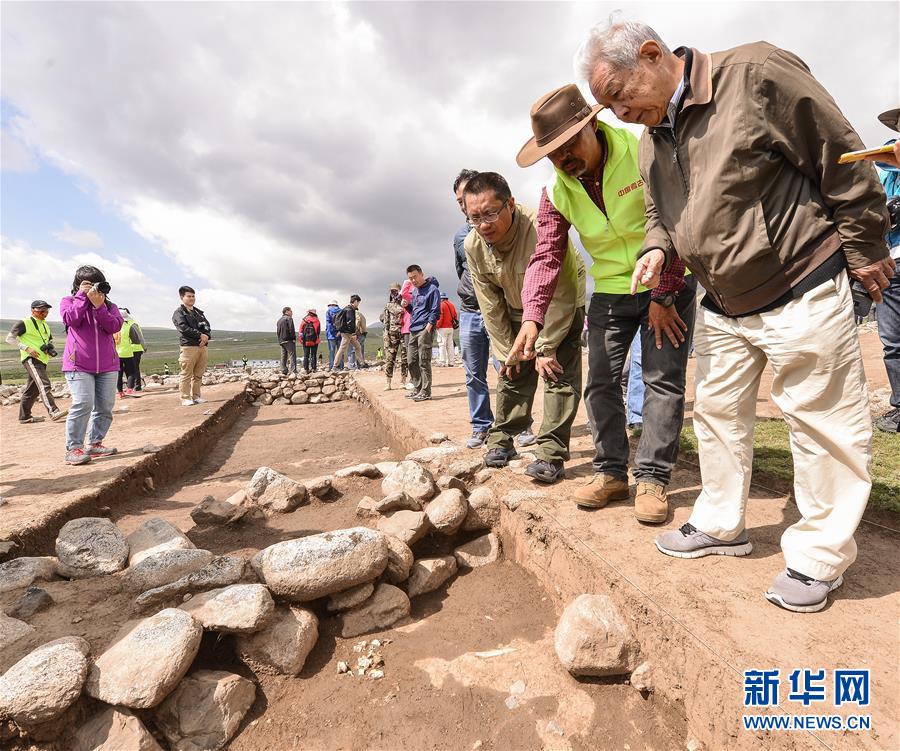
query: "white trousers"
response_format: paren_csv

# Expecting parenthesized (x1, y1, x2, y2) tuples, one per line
(689, 272, 872, 581)
(437, 328, 454, 366)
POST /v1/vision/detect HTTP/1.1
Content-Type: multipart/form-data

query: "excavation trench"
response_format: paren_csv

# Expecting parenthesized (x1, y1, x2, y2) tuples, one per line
(1, 397, 687, 751)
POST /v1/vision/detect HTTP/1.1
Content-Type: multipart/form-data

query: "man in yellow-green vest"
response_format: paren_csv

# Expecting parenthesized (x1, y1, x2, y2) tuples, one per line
(115, 307, 147, 397)
(5, 300, 67, 423)
(510, 84, 696, 524)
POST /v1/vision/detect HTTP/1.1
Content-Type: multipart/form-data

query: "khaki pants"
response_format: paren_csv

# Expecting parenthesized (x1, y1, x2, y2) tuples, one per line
(333, 333, 364, 369)
(689, 272, 871, 581)
(179, 345, 208, 400)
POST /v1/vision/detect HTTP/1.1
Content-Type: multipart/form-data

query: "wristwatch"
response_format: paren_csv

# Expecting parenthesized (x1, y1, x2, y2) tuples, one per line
(653, 293, 677, 308)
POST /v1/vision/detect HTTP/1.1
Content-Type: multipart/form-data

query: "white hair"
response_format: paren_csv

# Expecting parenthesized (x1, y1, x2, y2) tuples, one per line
(574, 13, 671, 80)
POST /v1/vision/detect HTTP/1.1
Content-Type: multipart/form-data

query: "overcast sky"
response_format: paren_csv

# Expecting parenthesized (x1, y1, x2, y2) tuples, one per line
(2, 1, 897, 331)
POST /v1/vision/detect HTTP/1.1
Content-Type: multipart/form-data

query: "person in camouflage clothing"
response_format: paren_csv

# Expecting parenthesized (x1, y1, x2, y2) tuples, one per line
(380, 283, 407, 390)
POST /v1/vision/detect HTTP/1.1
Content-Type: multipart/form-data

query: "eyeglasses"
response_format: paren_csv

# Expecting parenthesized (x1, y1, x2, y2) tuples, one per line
(548, 132, 580, 160)
(467, 203, 509, 227)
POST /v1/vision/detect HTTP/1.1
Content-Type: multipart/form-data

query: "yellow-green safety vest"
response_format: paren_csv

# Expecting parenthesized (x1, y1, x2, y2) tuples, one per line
(19, 317, 52, 365)
(117, 320, 135, 359)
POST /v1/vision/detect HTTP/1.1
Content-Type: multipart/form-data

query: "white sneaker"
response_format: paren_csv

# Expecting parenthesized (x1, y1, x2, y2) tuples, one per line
(181, 399, 195, 406)
(404, 382, 415, 390)
(193, 397, 207, 404)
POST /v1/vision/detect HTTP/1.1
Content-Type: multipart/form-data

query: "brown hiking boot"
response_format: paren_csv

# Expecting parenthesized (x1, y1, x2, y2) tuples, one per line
(634, 482, 668, 524)
(573, 473, 629, 509)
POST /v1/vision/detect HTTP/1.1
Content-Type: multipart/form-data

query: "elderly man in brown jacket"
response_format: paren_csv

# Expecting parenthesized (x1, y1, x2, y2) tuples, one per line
(577, 18, 892, 613)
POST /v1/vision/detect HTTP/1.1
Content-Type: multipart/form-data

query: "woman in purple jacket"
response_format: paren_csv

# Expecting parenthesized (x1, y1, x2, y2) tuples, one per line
(60, 265, 124, 465)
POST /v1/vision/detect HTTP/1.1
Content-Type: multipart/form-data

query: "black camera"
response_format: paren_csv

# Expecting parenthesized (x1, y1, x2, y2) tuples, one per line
(40, 342, 58, 358)
(887, 196, 900, 233)
(850, 280, 873, 319)
(94, 281, 111, 294)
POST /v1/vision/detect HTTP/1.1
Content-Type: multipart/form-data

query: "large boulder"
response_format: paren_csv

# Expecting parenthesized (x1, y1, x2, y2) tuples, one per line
(190, 492, 247, 527)
(124, 549, 214, 593)
(454, 533, 501, 569)
(334, 463, 382, 479)
(180, 584, 274, 633)
(56, 518, 129, 579)
(0, 556, 58, 594)
(126, 518, 195, 566)
(326, 582, 374, 612)
(340, 584, 410, 638)
(246, 467, 308, 514)
(154, 669, 256, 751)
(251, 528, 388, 602)
(424, 489, 468, 535)
(376, 510, 429, 547)
(72, 706, 162, 751)
(85, 608, 203, 708)
(237, 606, 318, 676)
(0, 612, 34, 651)
(7, 587, 53, 620)
(405, 556, 458, 598)
(0, 636, 90, 725)
(383, 535, 414, 584)
(304, 475, 333, 499)
(134, 555, 247, 612)
(375, 492, 421, 514)
(462, 486, 500, 531)
(554, 594, 638, 677)
(446, 457, 485, 481)
(404, 445, 463, 466)
(381, 461, 437, 502)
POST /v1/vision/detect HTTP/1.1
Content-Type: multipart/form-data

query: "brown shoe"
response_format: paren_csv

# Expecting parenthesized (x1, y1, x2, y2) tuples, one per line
(634, 482, 668, 524)
(573, 473, 629, 509)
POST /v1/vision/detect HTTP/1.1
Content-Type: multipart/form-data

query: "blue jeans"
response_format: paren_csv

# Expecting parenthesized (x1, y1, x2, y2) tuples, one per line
(876, 271, 900, 408)
(327, 338, 339, 369)
(64, 371, 117, 451)
(459, 311, 493, 432)
(626, 329, 645, 425)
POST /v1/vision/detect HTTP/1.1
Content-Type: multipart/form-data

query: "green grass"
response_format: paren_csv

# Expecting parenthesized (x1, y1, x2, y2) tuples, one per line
(679, 420, 899, 514)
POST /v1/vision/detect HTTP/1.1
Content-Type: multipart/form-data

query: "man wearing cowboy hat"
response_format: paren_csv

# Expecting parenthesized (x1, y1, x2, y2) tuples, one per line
(511, 82, 695, 523)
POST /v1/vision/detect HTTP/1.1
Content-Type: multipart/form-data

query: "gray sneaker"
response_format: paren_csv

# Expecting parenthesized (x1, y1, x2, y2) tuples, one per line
(467, 430, 489, 449)
(765, 568, 843, 613)
(655, 522, 752, 559)
(516, 428, 537, 447)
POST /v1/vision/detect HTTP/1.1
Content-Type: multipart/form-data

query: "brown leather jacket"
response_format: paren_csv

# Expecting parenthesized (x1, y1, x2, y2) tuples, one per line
(639, 43, 889, 315)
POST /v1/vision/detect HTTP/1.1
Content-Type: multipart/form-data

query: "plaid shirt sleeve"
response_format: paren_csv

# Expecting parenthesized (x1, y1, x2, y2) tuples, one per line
(651, 254, 687, 299)
(522, 187, 571, 326)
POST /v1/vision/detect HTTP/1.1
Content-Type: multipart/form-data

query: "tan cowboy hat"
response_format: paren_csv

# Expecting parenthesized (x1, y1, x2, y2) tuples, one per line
(516, 84, 603, 167)
(389, 282, 401, 291)
(878, 107, 899, 132)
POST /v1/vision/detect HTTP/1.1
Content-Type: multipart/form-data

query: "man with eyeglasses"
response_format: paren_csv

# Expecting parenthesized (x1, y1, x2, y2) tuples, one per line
(463, 171, 585, 484)
(510, 83, 696, 523)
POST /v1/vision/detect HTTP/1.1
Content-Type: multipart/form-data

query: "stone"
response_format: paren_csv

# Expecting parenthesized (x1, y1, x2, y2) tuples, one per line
(0, 636, 90, 725)
(126, 517, 195, 566)
(424, 489, 468, 535)
(305, 475, 333, 498)
(437, 475, 467, 493)
(554, 594, 638, 677)
(383, 535, 414, 584)
(260, 394, 273, 405)
(142, 444, 161, 454)
(462, 486, 500, 531)
(447, 457, 485, 481)
(0, 556, 58, 594)
(335, 463, 382, 479)
(429, 432, 449, 444)
(474, 468, 497, 485)
(290, 391, 309, 404)
(56, 518, 129, 579)
(0, 612, 34, 650)
(404, 445, 463, 465)
(322, 385, 337, 396)
(154, 669, 256, 751)
(381, 461, 437, 502)
(374, 461, 398, 477)
(124, 549, 215, 593)
(454, 533, 501, 569)
(0, 541, 17, 558)
(246, 466, 308, 514)
(134, 555, 247, 612)
(630, 661, 653, 692)
(86, 608, 203, 708)
(356, 496, 380, 518)
(376, 510, 429, 546)
(374, 492, 421, 514)
(237, 604, 317, 676)
(251, 528, 388, 602)
(406, 556, 458, 598)
(340, 584, 410, 638)
(503, 488, 547, 512)
(6, 587, 53, 620)
(72, 706, 162, 751)
(190, 491, 247, 527)
(180, 584, 275, 633)
(326, 582, 375, 612)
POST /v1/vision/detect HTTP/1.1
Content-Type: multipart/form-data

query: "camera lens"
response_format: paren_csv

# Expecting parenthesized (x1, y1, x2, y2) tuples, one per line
(96, 281, 111, 294)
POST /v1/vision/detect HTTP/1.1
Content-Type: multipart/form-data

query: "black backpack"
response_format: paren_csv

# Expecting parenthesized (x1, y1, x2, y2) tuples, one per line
(335, 306, 354, 334)
(302, 320, 317, 343)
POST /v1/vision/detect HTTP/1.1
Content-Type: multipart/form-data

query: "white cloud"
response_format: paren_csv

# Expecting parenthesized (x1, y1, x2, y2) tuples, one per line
(0, 128, 37, 173)
(51, 221, 104, 249)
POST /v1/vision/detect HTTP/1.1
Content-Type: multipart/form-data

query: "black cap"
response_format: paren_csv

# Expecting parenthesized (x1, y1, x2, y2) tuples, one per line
(30, 300, 51, 309)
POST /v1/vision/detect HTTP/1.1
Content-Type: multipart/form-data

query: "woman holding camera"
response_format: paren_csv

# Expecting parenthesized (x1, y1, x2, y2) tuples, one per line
(59, 265, 124, 466)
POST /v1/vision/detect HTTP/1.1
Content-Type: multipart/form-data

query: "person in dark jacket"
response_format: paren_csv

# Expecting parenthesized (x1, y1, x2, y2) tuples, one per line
(300, 309, 321, 373)
(276, 307, 297, 374)
(332, 295, 367, 371)
(406, 265, 441, 401)
(324, 301, 341, 370)
(172, 285, 212, 406)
